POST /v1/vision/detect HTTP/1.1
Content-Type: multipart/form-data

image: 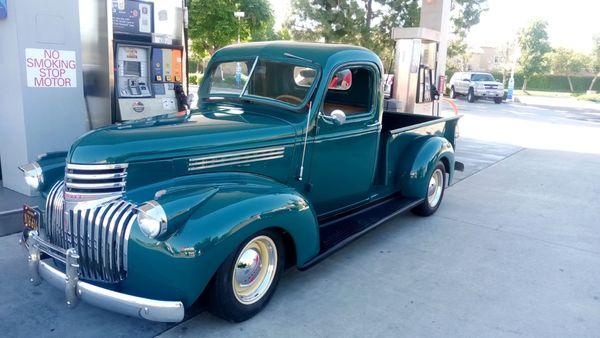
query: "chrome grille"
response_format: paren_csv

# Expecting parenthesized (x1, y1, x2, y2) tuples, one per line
(484, 84, 498, 89)
(65, 163, 128, 195)
(188, 147, 285, 171)
(44, 181, 137, 283)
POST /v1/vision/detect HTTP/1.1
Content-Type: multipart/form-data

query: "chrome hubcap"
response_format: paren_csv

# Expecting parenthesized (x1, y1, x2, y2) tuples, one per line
(232, 235, 277, 305)
(427, 169, 444, 207)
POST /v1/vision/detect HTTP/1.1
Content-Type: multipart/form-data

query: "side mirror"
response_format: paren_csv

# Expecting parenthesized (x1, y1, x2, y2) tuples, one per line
(320, 110, 346, 125)
(330, 110, 347, 125)
(462, 78, 471, 82)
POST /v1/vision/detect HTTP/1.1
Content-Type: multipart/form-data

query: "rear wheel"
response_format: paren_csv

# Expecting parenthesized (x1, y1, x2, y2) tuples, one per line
(412, 163, 446, 217)
(450, 86, 457, 99)
(467, 88, 476, 103)
(494, 97, 503, 104)
(208, 230, 285, 322)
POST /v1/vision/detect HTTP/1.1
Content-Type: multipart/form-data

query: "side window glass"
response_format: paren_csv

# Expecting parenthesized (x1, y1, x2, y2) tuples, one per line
(294, 67, 316, 87)
(322, 67, 373, 117)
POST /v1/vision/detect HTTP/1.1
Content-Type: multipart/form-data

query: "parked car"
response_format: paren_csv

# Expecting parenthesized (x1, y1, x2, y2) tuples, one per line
(449, 71, 504, 104)
(19, 42, 462, 323)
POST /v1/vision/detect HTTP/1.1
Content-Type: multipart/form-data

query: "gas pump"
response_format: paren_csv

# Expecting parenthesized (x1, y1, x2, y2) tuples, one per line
(80, 0, 188, 127)
(386, 27, 442, 116)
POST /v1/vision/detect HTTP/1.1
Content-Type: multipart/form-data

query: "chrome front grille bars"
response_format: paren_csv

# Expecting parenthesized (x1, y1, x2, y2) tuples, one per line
(44, 180, 137, 283)
(65, 163, 128, 195)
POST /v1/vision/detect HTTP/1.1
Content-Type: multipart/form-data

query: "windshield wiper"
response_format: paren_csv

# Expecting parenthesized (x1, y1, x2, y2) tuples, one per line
(239, 56, 259, 98)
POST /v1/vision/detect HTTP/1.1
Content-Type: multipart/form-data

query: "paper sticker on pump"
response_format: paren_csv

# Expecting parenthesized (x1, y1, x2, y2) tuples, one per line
(162, 49, 173, 82)
(171, 50, 183, 83)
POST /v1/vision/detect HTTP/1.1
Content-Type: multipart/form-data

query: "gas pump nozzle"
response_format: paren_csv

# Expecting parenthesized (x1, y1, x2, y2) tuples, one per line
(174, 84, 189, 112)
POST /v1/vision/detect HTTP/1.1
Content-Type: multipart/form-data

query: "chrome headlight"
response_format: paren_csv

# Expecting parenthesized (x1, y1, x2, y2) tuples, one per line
(19, 162, 43, 190)
(137, 200, 168, 238)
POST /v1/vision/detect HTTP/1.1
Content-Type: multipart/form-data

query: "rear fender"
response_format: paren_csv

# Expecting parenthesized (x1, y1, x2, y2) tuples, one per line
(122, 172, 319, 306)
(398, 136, 454, 199)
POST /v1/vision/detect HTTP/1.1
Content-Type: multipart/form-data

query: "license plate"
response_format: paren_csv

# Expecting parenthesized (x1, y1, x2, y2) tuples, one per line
(23, 205, 41, 230)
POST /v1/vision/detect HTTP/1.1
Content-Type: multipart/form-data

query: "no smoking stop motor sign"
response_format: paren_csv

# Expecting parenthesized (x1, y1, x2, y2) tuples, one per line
(25, 48, 77, 88)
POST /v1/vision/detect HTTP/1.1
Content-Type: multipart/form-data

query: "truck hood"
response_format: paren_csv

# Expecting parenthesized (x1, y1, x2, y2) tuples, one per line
(67, 105, 297, 164)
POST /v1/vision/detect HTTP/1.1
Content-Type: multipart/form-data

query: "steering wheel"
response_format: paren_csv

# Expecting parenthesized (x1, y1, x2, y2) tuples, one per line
(275, 95, 303, 105)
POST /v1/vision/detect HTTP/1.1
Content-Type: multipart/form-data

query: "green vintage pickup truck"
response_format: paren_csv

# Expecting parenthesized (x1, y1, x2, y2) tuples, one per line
(19, 42, 461, 323)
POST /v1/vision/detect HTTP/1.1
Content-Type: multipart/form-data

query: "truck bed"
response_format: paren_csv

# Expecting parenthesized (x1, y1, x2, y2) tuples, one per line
(376, 111, 461, 187)
(382, 111, 459, 140)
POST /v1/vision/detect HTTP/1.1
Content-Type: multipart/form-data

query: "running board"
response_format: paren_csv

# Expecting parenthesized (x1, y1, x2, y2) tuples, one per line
(298, 197, 423, 270)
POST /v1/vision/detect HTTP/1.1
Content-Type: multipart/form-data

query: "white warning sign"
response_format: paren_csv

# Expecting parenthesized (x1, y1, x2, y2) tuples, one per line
(25, 48, 77, 88)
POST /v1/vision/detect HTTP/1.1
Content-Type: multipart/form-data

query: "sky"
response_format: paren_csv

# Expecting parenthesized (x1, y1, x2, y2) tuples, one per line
(269, 0, 600, 52)
(467, 0, 599, 52)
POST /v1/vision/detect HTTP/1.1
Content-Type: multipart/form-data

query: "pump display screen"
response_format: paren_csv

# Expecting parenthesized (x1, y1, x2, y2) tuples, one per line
(124, 61, 142, 76)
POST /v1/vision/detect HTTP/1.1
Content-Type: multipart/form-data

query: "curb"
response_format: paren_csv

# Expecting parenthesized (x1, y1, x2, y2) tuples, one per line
(0, 208, 23, 237)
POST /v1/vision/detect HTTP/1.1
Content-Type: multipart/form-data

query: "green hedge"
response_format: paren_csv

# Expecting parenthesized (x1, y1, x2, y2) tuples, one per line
(188, 73, 204, 85)
(511, 74, 599, 93)
(446, 70, 599, 93)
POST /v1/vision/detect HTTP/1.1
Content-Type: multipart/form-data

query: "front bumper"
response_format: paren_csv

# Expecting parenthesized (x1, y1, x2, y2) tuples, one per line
(474, 89, 504, 97)
(20, 230, 185, 322)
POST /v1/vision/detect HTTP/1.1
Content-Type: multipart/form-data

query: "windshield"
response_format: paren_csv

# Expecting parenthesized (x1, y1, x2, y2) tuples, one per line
(471, 73, 495, 82)
(206, 58, 318, 107)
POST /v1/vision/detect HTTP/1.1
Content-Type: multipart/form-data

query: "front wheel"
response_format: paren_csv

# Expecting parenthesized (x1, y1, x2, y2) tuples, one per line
(467, 89, 477, 103)
(412, 163, 446, 217)
(449, 86, 457, 99)
(208, 230, 285, 322)
(494, 97, 503, 104)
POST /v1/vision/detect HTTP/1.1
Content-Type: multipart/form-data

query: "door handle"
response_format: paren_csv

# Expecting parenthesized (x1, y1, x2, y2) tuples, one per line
(366, 121, 381, 128)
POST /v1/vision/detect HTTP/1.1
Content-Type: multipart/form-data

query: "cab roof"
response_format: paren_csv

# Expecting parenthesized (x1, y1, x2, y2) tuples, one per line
(212, 41, 382, 72)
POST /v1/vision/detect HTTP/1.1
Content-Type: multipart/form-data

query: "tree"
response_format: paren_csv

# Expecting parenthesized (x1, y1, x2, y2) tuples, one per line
(494, 40, 516, 85)
(188, 0, 274, 57)
(446, 0, 488, 75)
(286, 0, 366, 44)
(517, 19, 551, 91)
(547, 48, 591, 92)
(446, 39, 469, 73)
(287, 0, 487, 73)
(589, 35, 600, 92)
(451, 0, 488, 39)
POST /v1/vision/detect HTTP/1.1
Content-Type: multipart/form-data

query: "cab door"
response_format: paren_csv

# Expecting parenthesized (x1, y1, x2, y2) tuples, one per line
(307, 64, 381, 216)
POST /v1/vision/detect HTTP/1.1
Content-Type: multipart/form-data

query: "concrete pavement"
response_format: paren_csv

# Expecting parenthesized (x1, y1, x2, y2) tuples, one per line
(0, 233, 172, 337)
(515, 95, 600, 117)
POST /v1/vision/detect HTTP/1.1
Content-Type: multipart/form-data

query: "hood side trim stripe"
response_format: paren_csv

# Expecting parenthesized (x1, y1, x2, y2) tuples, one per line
(188, 147, 285, 171)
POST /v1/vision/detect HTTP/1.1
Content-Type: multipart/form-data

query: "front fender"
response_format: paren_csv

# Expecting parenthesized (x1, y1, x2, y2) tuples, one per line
(398, 136, 454, 199)
(37, 152, 67, 196)
(121, 173, 319, 306)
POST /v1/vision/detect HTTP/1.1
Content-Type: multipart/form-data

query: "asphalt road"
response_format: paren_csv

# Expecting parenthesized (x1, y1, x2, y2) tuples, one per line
(1, 97, 599, 337)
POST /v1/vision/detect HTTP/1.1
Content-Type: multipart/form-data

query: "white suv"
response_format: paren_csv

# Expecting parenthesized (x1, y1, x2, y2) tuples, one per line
(449, 72, 504, 104)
